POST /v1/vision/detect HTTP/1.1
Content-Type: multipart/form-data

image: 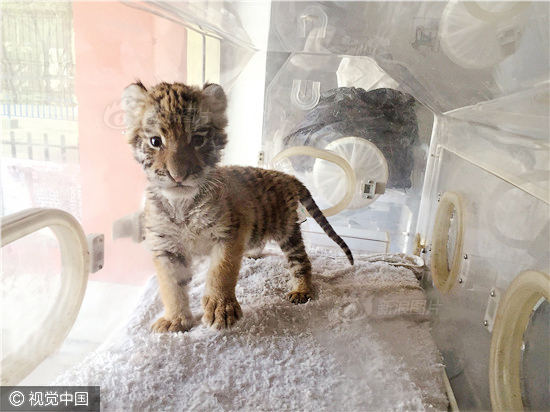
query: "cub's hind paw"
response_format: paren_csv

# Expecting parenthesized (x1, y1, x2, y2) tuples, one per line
(152, 316, 193, 333)
(287, 291, 312, 304)
(201, 296, 242, 330)
(245, 251, 264, 260)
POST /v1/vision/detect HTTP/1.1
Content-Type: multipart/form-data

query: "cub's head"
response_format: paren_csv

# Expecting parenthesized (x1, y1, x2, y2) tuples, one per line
(122, 81, 227, 200)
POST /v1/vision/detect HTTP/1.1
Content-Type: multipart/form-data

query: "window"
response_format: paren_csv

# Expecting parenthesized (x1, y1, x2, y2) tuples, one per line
(2, 1, 78, 164)
(1, 1, 80, 219)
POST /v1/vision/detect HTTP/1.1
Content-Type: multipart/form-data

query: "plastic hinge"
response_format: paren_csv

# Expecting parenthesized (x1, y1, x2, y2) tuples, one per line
(458, 253, 471, 287)
(497, 25, 522, 56)
(484, 287, 502, 333)
(86, 233, 104, 273)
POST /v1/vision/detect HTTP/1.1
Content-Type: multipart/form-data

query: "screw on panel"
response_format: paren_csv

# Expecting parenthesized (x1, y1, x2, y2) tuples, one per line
(484, 320, 489, 327)
(437, 192, 442, 202)
(490, 290, 495, 297)
(463, 254, 468, 260)
(458, 278, 463, 284)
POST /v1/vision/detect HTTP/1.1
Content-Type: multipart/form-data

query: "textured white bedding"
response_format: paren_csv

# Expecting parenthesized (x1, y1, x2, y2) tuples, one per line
(53, 249, 448, 411)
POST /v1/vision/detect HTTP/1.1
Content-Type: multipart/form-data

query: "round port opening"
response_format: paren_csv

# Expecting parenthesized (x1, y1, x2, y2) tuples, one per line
(490, 270, 550, 411)
(313, 137, 388, 209)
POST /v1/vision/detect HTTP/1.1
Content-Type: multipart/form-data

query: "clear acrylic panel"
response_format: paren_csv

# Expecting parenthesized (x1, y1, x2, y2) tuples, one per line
(1, 228, 62, 360)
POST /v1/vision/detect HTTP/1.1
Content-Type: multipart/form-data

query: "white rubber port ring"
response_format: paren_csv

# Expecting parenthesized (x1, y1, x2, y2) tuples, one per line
(463, 1, 530, 22)
(430, 192, 465, 293)
(489, 270, 550, 411)
(1, 208, 89, 385)
(271, 146, 356, 217)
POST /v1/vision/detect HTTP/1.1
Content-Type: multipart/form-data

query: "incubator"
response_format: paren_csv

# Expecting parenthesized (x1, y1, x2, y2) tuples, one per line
(1, 1, 548, 410)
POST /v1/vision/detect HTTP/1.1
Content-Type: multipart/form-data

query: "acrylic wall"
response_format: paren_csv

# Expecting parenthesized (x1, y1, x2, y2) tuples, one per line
(421, 87, 549, 410)
(258, 1, 549, 258)
(1, 0, 191, 384)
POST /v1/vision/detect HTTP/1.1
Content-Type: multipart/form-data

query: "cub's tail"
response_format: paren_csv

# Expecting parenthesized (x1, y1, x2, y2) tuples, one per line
(298, 185, 354, 265)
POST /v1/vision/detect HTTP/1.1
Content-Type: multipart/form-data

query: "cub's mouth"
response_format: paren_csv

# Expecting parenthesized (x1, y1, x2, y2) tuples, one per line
(161, 183, 199, 199)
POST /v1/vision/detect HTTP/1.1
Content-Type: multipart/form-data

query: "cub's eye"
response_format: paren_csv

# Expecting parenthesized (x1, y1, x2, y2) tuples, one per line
(191, 134, 207, 148)
(149, 136, 163, 148)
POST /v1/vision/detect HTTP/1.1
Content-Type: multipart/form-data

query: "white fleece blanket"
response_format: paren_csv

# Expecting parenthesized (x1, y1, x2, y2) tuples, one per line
(53, 249, 448, 411)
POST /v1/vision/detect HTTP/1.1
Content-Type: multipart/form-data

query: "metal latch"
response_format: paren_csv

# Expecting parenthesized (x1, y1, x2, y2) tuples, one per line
(497, 26, 522, 56)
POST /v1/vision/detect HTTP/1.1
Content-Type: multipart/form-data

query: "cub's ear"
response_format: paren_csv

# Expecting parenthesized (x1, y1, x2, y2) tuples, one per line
(201, 83, 227, 128)
(121, 81, 147, 127)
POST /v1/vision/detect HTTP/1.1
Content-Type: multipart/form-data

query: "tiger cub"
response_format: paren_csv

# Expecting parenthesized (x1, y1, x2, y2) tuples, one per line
(122, 81, 353, 332)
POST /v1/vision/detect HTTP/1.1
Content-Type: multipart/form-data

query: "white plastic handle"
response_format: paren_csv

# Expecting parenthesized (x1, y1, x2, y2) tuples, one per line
(299, 5, 328, 38)
(271, 146, 356, 217)
(1, 208, 89, 385)
(291, 79, 321, 110)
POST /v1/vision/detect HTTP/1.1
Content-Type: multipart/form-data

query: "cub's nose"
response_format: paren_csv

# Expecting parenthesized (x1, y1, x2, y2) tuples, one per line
(168, 170, 185, 183)
(172, 175, 183, 183)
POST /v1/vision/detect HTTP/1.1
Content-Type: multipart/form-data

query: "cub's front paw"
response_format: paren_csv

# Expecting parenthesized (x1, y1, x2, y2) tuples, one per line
(152, 315, 193, 333)
(201, 296, 243, 330)
(287, 291, 312, 304)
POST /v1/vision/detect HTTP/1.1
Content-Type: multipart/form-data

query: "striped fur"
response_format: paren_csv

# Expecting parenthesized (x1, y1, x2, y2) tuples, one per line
(122, 81, 353, 332)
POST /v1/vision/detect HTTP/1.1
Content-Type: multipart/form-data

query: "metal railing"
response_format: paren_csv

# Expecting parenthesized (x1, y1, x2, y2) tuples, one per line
(2, 130, 79, 164)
